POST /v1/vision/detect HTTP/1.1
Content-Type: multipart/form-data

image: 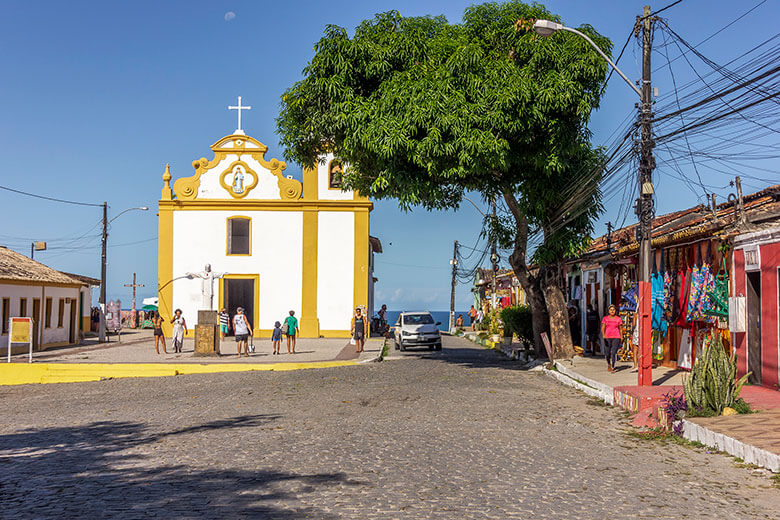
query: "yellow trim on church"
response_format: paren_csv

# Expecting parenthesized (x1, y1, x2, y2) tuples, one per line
(353, 209, 369, 312)
(173, 134, 302, 201)
(158, 134, 374, 340)
(219, 160, 259, 199)
(157, 201, 174, 338)
(158, 199, 372, 211)
(225, 216, 252, 256)
(218, 274, 260, 333)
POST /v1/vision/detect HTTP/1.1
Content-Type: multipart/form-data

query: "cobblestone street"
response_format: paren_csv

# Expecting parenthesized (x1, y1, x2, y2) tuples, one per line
(1, 336, 779, 519)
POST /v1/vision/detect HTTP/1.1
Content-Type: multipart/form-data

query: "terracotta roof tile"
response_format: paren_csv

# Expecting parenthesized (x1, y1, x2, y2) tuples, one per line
(0, 246, 88, 285)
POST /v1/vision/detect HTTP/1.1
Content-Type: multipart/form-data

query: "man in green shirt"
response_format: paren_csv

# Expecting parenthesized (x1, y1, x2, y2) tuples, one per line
(284, 310, 299, 354)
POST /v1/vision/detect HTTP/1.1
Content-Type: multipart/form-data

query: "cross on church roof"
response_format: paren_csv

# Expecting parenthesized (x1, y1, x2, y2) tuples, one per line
(228, 96, 252, 135)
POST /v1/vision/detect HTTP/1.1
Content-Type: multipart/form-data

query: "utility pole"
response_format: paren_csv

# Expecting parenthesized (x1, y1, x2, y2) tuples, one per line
(636, 5, 655, 386)
(638, 4, 655, 283)
(735, 176, 746, 226)
(449, 241, 458, 332)
(99, 201, 108, 343)
(490, 201, 499, 311)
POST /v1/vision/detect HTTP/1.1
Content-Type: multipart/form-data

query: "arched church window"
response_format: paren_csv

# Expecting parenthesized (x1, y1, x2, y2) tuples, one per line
(227, 217, 251, 255)
(328, 160, 343, 190)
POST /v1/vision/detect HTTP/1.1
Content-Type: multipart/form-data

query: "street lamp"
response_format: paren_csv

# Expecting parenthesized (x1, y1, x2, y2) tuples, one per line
(532, 15, 655, 386)
(99, 205, 149, 343)
(532, 20, 641, 97)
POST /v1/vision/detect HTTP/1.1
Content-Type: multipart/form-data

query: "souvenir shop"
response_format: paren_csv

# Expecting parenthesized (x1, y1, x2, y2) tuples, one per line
(474, 269, 527, 312)
(599, 236, 732, 370)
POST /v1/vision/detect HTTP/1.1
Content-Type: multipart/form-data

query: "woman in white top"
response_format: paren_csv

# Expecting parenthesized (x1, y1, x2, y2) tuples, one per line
(170, 309, 187, 353)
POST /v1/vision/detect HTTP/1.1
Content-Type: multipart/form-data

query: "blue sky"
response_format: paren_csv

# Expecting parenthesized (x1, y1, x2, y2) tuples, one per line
(1, 0, 777, 312)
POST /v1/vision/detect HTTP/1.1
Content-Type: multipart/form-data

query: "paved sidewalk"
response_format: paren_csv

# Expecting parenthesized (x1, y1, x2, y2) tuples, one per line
(10, 330, 384, 365)
(2, 333, 386, 385)
(554, 355, 780, 472)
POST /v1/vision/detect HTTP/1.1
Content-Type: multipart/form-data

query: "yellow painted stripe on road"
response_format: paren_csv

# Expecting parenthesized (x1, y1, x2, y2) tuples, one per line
(0, 361, 359, 386)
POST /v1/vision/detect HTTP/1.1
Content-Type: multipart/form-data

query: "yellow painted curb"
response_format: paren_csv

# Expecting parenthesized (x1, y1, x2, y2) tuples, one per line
(0, 361, 359, 386)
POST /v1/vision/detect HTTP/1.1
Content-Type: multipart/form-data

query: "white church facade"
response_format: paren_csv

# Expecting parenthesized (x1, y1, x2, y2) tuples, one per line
(157, 100, 380, 339)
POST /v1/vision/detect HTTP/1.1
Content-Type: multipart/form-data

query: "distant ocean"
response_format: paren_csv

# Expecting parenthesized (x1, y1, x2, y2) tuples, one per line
(385, 310, 470, 330)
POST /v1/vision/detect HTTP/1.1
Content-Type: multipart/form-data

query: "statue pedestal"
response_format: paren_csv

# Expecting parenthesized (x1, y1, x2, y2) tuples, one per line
(194, 310, 219, 356)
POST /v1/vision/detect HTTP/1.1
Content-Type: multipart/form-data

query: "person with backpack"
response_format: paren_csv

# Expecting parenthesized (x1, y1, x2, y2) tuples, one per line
(233, 307, 253, 357)
(282, 310, 299, 354)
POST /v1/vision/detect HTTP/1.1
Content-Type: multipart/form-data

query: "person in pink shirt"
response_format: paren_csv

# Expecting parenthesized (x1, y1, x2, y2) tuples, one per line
(601, 304, 623, 373)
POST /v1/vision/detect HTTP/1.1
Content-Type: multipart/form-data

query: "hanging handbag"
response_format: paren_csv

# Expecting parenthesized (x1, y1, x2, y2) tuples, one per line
(281, 318, 289, 335)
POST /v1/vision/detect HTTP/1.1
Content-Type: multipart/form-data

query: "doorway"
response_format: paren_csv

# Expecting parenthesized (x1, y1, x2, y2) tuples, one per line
(221, 276, 257, 335)
(69, 299, 78, 344)
(32, 298, 40, 350)
(746, 271, 762, 385)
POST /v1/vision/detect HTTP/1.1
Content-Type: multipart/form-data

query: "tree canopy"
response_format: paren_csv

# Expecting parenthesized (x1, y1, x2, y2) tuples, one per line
(278, 1, 610, 211)
(278, 1, 613, 355)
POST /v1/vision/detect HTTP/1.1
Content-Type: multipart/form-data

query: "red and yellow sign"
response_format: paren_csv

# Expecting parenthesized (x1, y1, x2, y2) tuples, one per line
(10, 317, 32, 343)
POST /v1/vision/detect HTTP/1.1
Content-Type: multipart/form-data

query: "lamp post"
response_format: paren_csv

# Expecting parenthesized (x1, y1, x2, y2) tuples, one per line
(533, 12, 655, 386)
(99, 205, 149, 343)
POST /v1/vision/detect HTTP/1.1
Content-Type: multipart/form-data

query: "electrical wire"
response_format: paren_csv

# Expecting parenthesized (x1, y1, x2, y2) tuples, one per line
(0, 184, 103, 207)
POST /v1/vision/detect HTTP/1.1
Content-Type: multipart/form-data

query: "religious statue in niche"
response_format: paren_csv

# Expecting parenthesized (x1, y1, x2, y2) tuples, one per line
(328, 160, 343, 189)
(232, 165, 246, 194)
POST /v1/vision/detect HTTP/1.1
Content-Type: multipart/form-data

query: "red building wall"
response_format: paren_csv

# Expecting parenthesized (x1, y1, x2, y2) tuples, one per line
(734, 243, 780, 391)
(733, 249, 747, 378)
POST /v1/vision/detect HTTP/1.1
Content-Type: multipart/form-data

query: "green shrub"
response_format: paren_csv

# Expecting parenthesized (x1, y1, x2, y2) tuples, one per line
(478, 313, 491, 332)
(488, 308, 501, 335)
(683, 333, 751, 415)
(731, 398, 754, 414)
(500, 305, 533, 344)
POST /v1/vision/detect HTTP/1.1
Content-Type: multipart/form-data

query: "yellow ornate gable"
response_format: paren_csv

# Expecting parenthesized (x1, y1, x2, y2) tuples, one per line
(170, 134, 302, 201)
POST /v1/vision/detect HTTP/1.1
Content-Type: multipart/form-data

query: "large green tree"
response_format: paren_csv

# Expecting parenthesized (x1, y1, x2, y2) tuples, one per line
(278, 1, 611, 357)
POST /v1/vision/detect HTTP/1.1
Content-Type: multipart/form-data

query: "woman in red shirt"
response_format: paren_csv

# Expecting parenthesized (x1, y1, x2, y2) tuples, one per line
(601, 304, 623, 373)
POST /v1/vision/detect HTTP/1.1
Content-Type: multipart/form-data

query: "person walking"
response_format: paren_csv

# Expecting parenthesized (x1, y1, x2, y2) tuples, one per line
(476, 307, 484, 329)
(170, 309, 187, 353)
(585, 304, 600, 355)
(283, 310, 299, 354)
(467, 305, 477, 331)
(272, 320, 283, 355)
(151, 311, 167, 354)
(233, 307, 252, 357)
(601, 304, 623, 373)
(218, 307, 230, 341)
(351, 307, 369, 353)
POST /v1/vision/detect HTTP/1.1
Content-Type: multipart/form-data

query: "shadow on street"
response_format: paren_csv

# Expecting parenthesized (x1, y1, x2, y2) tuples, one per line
(0, 414, 360, 518)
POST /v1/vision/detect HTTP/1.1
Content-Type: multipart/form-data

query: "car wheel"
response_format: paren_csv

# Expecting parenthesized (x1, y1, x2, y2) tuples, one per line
(399, 342, 406, 351)
(394, 339, 400, 350)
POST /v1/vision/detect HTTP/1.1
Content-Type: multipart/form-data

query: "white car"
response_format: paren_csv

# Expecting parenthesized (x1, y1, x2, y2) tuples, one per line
(393, 311, 442, 351)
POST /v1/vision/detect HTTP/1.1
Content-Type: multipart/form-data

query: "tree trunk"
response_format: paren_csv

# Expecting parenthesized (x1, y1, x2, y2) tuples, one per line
(541, 265, 575, 360)
(507, 255, 549, 357)
(502, 190, 550, 357)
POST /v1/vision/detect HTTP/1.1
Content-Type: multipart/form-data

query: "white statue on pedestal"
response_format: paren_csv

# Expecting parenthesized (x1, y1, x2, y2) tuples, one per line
(186, 264, 226, 310)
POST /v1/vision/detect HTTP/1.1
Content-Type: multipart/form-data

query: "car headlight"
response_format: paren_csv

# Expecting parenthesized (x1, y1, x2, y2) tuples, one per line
(402, 331, 411, 336)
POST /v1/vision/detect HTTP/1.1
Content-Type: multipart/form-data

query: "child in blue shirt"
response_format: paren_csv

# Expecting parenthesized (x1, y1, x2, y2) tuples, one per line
(272, 321, 282, 355)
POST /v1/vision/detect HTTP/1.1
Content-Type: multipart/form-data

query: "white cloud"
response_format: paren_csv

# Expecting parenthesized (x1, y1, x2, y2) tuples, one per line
(224, 11, 236, 22)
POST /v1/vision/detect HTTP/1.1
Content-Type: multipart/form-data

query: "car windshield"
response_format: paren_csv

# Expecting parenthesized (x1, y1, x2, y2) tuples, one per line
(403, 314, 434, 325)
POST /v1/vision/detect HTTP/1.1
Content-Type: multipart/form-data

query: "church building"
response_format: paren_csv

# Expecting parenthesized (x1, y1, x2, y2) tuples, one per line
(157, 99, 380, 339)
